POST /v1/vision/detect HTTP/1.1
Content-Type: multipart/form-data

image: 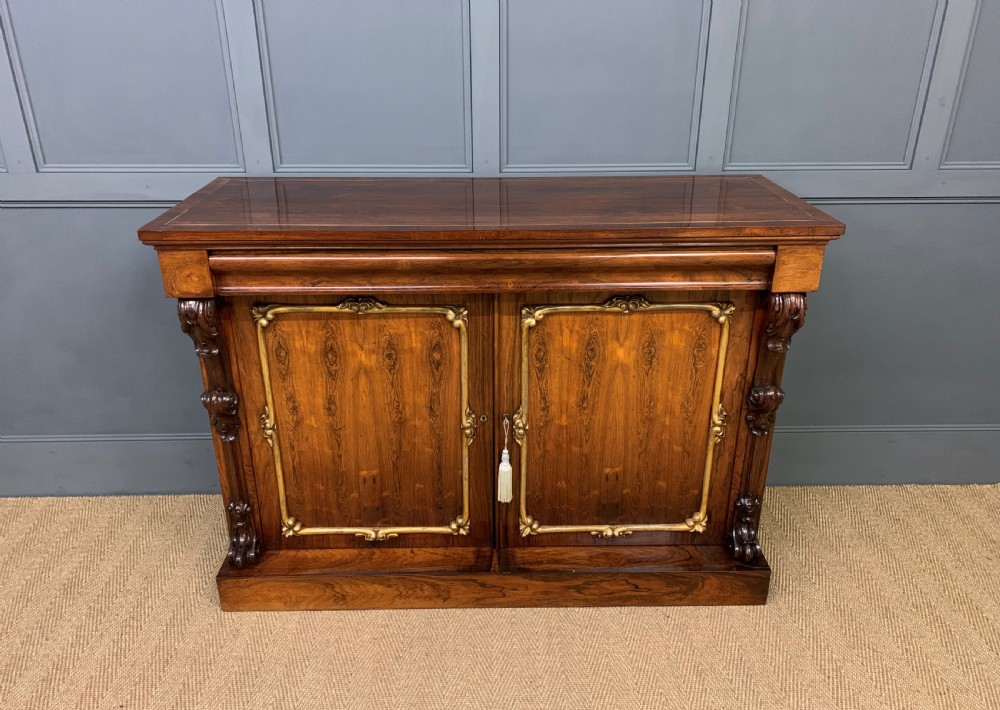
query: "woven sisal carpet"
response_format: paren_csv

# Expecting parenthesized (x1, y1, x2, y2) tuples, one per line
(1, 486, 998, 710)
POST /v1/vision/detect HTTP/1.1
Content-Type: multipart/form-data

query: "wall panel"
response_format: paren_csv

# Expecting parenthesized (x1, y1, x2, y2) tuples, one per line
(501, 0, 709, 171)
(941, 0, 1000, 167)
(0, 208, 206, 435)
(724, 0, 944, 169)
(779, 202, 1000, 426)
(257, 0, 472, 172)
(0, 0, 242, 171)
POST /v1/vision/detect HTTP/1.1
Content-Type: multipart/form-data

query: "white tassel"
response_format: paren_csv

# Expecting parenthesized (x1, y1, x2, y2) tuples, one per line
(497, 448, 513, 503)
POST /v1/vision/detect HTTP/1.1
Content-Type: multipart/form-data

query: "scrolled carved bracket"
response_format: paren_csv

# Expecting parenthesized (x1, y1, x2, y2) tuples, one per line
(765, 293, 807, 352)
(727, 495, 762, 563)
(746, 385, 785, 437)
(178, 299, 221, 357)
(201, 388, 240, 442)
(179, 298, 262, 566)
(227, 500, 261, 568)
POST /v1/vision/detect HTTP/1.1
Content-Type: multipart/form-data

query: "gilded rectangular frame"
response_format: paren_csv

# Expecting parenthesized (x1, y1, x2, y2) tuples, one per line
(253, 298, 476, 541)
(515, 296, 733, 538)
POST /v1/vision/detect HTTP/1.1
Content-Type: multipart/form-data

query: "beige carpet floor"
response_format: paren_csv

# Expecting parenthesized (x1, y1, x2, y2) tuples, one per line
(1, 486, 999, 710)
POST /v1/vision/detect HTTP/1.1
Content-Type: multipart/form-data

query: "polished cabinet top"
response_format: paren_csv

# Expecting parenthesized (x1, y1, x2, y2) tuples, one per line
(139, 176, 844, 249)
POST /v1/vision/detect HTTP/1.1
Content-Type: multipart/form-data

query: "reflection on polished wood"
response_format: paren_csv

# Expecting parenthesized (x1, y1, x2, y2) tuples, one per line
(139, 175, 843, 249)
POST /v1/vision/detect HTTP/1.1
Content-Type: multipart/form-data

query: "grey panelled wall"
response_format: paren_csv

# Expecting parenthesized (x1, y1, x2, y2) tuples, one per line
(501, 0, 709, 169)
(941, 0, 1000, 166)
(0, 0, 997, 494)
(1, 0, 242, 170)
(725, 0, 944, 168)
(258, 0, 473, 171)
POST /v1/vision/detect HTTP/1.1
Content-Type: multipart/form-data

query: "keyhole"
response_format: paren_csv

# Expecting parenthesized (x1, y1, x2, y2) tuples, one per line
(479, 414, 488, 423)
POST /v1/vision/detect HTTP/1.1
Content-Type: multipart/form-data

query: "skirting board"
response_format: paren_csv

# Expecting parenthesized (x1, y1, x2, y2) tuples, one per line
(767, 428, 1000, 485)
(0, 427, 997, 496)
(0, 436, 219, 495)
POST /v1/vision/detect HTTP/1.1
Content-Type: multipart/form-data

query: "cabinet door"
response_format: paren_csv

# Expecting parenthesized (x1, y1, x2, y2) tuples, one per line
(228, 294, 493, 550)
(496, 291, 756, 548)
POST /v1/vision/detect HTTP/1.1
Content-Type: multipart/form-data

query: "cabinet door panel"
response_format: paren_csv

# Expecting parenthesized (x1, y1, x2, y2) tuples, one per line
(499, 291, 755, 548)
(229, 294, 492, 549)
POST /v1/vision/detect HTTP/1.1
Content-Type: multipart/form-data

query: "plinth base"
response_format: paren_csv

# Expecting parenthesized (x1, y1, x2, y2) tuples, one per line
(216, 546, 770, 610)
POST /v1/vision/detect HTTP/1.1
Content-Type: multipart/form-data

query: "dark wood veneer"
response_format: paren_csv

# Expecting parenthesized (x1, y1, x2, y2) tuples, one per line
(143, 177, 842, 609)
(140, 175, 843, 248)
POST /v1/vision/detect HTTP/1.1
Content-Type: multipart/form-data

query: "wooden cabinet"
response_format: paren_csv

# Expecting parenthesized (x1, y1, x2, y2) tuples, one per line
(141, 176, 843, 610)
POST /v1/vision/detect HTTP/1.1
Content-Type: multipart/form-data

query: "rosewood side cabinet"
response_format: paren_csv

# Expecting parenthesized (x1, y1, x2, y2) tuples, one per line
(139, 176, 843, 610)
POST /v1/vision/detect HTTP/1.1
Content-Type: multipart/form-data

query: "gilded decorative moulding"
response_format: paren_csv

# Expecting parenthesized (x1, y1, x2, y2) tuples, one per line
(516, 296, 733, 538)
(255, 297, 474, 541)
(462, 406, 477, 446)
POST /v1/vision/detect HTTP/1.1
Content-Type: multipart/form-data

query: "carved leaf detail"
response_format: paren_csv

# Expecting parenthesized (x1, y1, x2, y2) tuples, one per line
(728, 495, 762, 562)
(201, 389, 240, 442)
(177, 299, 220, 357)
(226, 499, 261, 568)
(765, 293, 807, 352)
(745, 385, 785, 437)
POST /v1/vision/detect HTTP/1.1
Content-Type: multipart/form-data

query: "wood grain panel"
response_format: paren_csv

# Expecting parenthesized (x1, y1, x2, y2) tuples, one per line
(157, 249, 212, 297)
(498, 291, 755, 549)
(264, 308, 463, 530)
(138, 176, 845, 248)
(227, 294, 492, 550)
(772, 245, 826, 292)
(526, 308, 716, 526)
(209, 248, 775, 294)
(217, 546, 769, 610)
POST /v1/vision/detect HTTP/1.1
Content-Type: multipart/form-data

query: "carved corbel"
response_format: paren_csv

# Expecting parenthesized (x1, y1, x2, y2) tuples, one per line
(178, 298, 261, 567)
(728, 495, 762, 562)
(201, 388, 240, 442)
(227, 500, 261, 568)
(765, 293, 807, 352)
(177, 299, 221, 358)
(745, 385, 785, 437)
